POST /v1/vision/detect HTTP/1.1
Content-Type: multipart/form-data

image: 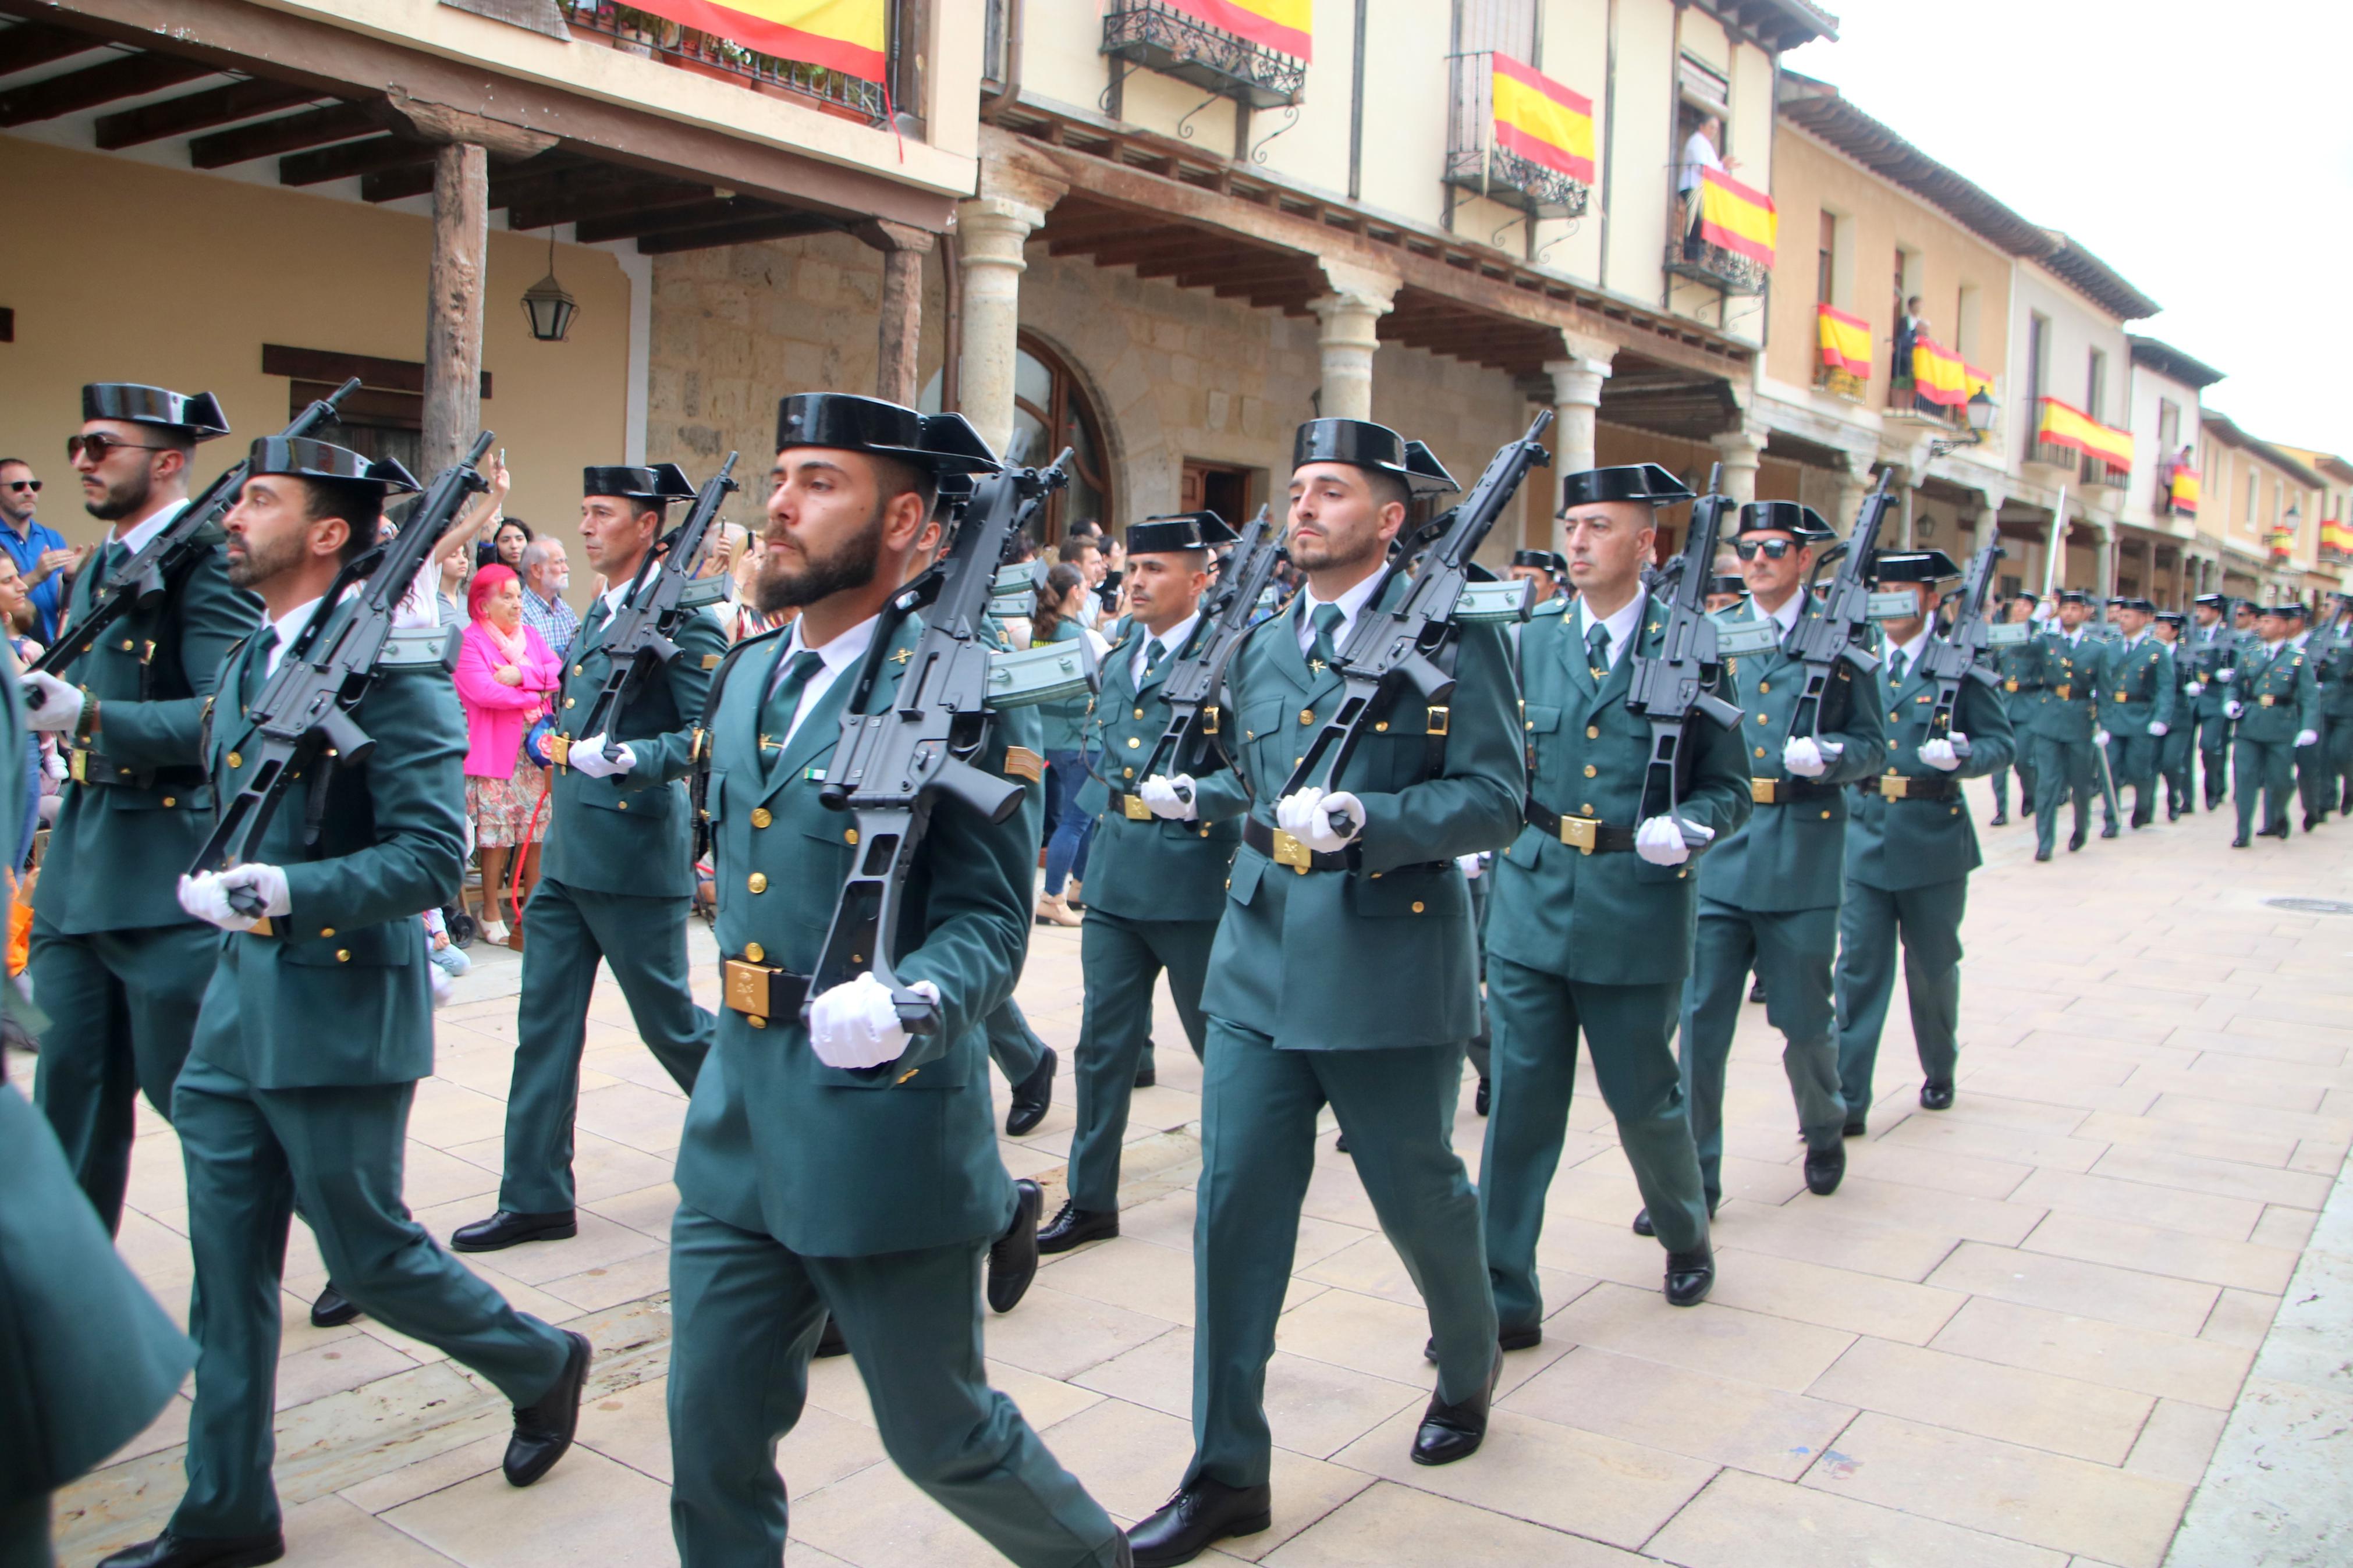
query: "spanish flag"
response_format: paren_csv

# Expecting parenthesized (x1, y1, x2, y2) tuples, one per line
(1911, 336, 1968, 408)
(1698, 168, 1776, 267)
(1165, 0, 1312, 60)
(2269, 525, 2295, 564)
(2322, 516, 2353, 554)
(628, 0, 887, 81)
(1816, 304, 1872, 378)
(2036, 398, 2135, 471)
(2169, 468, 2201, 517)
(1964, 362, 1995, 400)
(1490, 54, 1593, 184)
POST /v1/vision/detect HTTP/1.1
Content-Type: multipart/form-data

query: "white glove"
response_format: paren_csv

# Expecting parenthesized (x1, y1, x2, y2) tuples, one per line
(2093, 730, 2111, 749)
(1140, 773, 1197, 820)
(2149, 721, 2169, 737)
(805, 973, 940, 1070)
(177, 873, 256, 933)
(23, 671, 81, 732)
(1456, 853, 1484, 880)
(176, 864, 287, 932)
(1635, 816, 1691, 866)
(1276, 787, 1364, 854)
(566, 733, 637, 779)
(2185, 681, 2205, 698)
(2224, 699, 2245, 720)
(1781, 735, 1837, 778)
(2217, 666, 2236, 682)
(1919, 737, 1961, 771)
(2297, 728, 2320, 748)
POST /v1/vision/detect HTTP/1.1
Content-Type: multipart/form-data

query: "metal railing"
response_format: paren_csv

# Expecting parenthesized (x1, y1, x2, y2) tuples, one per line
(2028, 439, 2079, 473)
(1813, 364, 1867, 403)
(1665, 235, 1768, 295)
(1443, 52, 1590, 221)
(2082, 454, 2131, 489)
(557, 1, 889, 123)
(1101, 0, 1305, 109)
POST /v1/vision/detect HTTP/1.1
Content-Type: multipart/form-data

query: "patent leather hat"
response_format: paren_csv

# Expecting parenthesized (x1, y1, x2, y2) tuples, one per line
(1128, 511, 1237, 554)
(583, 463, 694, 504)
(775, 393, 1000, 475)
(1291, 418, 1456, 496)
(248, 436, 417, 497)
(82, 382, 230, 440)
(1733, 500, 1836, 542)
(1559, 464, 1693, 509)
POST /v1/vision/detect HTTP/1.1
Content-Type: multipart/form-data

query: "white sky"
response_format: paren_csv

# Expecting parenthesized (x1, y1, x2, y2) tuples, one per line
(1781, 0, 2352, 454)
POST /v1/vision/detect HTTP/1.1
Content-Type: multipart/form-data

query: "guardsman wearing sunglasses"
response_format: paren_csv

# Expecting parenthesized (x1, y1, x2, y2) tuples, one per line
(20, 385, 262, 1237)
(452, 464, 723, 1259)
(1987, 593, 2039, 825)
(1832, 552, 2014, 1135)
(1667, 502, 1886, 1222)
(2096, 597, 2176, 833)
(2020, 588, 2105, 862)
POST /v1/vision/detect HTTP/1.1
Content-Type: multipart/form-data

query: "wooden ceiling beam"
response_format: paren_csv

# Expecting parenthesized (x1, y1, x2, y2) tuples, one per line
(574, 195, 784, 245)
(0, 21, 103, 74)
(0, 48, 211, 126)
(635, 210, 842, 255)
(278, 132, 432, 186)
(94, 74, 316, 148)
(189, 97, 378, 167)
(506, 179, 715, 234)
(357, 162, 436, 204)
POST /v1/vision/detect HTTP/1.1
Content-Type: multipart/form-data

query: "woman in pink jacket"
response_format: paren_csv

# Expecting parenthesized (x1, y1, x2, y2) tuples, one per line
(455, 563, 560, 947)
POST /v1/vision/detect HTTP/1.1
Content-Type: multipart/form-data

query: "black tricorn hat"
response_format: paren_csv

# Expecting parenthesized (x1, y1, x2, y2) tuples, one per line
(1511, 548, 1568, 574)
(1871, 549, 1961, 584)
(2155, 609, 2187, 625)
(775, 393, 1000, 475)
(83, 382, 229, 440)
(1734, 500, 1836, 542)
(2259, 600, 2298, 618)
(1128, 511, 1237, 554)
(2194, 592, 2228, 608)
(247, 436, 417, 497)
(2122, 596, 2157, 614)
(1559, 464, 1693, 510)
(584, 463, 695, 504)
(2012, 590, 2041, 604)
(2056, 588, 2091, 606)
(1291, 419, 1457, 496)
(1708, 573, 1747, 597)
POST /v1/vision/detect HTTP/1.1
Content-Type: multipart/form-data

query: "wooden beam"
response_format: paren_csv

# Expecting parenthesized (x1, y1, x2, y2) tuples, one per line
(189, 98, 378, 168)
(94, 75, 316, 148)
(279, 133, 434, 187)
(634, 211, 840, 255)
(0, 22, 103, 74)
(570, 194, 776, 245)
(359, 162, 436, 204)
(423, 141, 488, 477)
(0, 49, 211, 127)
(505, 179, 712, 234)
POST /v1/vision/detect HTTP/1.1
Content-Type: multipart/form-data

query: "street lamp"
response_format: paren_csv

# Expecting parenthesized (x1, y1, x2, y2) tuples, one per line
(1928, 389, 1997, 459)
(520, 229, 579, 343)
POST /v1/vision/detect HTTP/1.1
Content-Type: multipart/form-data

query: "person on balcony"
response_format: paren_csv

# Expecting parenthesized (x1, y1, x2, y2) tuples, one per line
(1677, 115, 1736, 259)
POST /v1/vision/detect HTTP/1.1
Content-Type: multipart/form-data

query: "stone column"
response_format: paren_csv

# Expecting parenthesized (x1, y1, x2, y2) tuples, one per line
(953, 196, 1045, 456)
(1833, 451, 1876, 536)
(1711, 422, 1767, 506)
(1309, 258, 1400, 422)
(2095, 524, 2117, 600)
(423, 141, 489, 478)
(1976, 500, 2001, 567)
(857, 219, 936, 407)
(1543, 349, 1613, 480)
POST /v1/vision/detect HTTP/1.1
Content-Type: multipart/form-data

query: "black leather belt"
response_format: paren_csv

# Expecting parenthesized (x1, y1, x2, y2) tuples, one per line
(1522, 800, 1637, 854)
(1862, 773, 1961, 802)
(1243, 816, 1360, 874)
(1748, 776, 1842, 805)
(722, 952, 811, 1028)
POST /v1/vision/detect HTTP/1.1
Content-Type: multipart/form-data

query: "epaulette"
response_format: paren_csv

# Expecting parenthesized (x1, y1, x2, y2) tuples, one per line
(677, 575, 731, 610)
(378, 624, 462, 672)
(1531, 596, 1569, 618)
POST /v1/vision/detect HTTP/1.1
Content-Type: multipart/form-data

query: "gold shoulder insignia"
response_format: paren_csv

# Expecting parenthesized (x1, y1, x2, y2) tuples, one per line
(702, 653, 721, 669)
(1003, 745, 1044, 783)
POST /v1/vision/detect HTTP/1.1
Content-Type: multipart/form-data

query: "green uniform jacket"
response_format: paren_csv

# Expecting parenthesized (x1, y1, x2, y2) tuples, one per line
(2319, 625, 2353, 720)
(40, 519, 261, 932)
(2234, 640, 2320, 742)
(1034, 618, 1092, 752)
(1844, 646, 2015, 892)
(2018, 630, 2105, 741)
(1695, 598, 1889, 914)
(1188, 578, 1525, 1050)
(1488, 594, 1751, 986)
(2099, 635, 2178, 732)
(1993, 637, 2039, 719)
(194, 617, 467, 1087)
(2185, 625, 2250, 717)
(541, 584, 727, 900)
(675, 616, 1041, 1257)
(1077, 616, 1241, 923)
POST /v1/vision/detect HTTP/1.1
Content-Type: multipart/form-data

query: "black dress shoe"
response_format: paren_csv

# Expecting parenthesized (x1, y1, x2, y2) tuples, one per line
(2100, 823, 2121, 840)
(1919, 1080, 1955, 1111)
(2231, 833, 2251, 848)
(1006, 1047, 1057, 1136)
(2306, 813, 2321, 833)
(1474, 1076, 1491, 1117)
(1333, 1129, 1350, 1154)
(986, 1179, 1042, 1313)
(97, 1531, 286, 1568)
(1411, 1353, 1500, 1466)
(1126, 1478, 1273, 1567)
(2270, 823, 2293, 840)
(1631, 1197, 1717, 1238)
(1665, 1246, 1715, 1307)
(1803, 1144, 1847, 1196)
(451, 1208, 577, 1253)
(2035, 845, 2054, 862)
(2068, 827, 2088, 851)
(310, 1281, 361, 1328)
(1038, 1197, 1119, 1254)
(1133, 1063, 1157, 1089)
(505, 1329, 591, 1487)
(1747, 977, 1767, 1003)
(1842, 1116, 1867, 1138)
(1988, 810, 2009, 826)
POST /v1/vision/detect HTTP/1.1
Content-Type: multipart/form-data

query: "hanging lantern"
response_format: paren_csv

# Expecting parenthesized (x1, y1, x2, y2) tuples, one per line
(521, 229, 578, 343)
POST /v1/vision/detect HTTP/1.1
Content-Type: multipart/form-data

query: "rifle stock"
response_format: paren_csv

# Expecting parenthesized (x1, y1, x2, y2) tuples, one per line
(1786, 468, 1890, 742)
(1919, 541, 2005, 746)
(1626, 480, 1740, 840)
(1141, 504, 1281, 786)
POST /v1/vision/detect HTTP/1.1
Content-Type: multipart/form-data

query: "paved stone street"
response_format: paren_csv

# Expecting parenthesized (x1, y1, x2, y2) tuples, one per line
(44, 776, 2353, 1568)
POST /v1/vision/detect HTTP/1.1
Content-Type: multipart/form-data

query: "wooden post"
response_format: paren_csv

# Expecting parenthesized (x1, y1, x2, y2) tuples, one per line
(857, 219, 936, 407)
(424, 140, 489, 477)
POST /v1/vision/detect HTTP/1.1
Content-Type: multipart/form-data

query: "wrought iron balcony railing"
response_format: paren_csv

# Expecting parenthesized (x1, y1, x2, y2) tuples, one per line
(1813, 364, 1868, 403)
(1665, 237, 1768, 296)
(2082, 455, 2131, 489)
(1443, 53, 1591, 221)
(1102, 0, 1305, 110)
(2028, 438, 2080, 473)
(557, 1, 889, 125)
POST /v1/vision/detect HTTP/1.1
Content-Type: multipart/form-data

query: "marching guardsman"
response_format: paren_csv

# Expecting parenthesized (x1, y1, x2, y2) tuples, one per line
(1509, 547, 1568, 606)
(1988, 593, 2039, 826)
(1832, 552, 2014, 1132)
(1481, 464, 1748, 1324)
(20, 384, 258, 1236)
(2288, 602, 2331, 830)
(2153, 610, 2197, 817)
(2227, 602, 2319, 846)
(2319, 591, 2353, 815)
(453, 464, 723, 1256)
(1126, 418, 1521, 1563)
(667, 394, 1119, 1566)
(2096, 597, 2176, 833)
(104, 439, 588, 1568)
(2184, 593, 2239, 810)
(1038, 511, 1240, 1254)
(2020, 589, 2104, 862)
(1674, 502, 1886, 1216)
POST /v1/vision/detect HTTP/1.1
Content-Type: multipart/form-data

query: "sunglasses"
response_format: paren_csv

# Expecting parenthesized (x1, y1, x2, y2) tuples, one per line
(66, 432, 172, 463)
(2, 479, 36, 493)
(1733, 538, 1798, 561)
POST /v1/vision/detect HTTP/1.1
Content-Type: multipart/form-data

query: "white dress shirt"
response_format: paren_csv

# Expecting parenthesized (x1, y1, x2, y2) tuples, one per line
(1131, 610, 1201, 686)
(261, 595, 326, 678)
(112, 498, 187, 556)
(1294, 571, 1385, 657)
(1573, 592, 1644, 670)
(768, 613, 878, 750)
(1758, 591, 1806, 641)
(1885, 623, 1933, 677)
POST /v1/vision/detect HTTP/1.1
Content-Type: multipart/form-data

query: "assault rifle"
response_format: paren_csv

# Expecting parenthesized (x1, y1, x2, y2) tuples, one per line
(191, 432, 493, 904)
(805, 446, 1071, 1036)
(1786, 467, 1891, 742)
(1918, 541, 2006, 748)
(1280, 408, 1553, 797)
(1141, 504, 1282, 786)
(555, 454, 738, 768)
(38, 378, 361, 678)
(1626, 468, 1741, 839)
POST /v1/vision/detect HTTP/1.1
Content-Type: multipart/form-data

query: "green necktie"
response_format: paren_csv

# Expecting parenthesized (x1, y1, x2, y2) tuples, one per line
(1309, 604, 1343, 671)
(1887, 648, 1907, 688)
(760, 650, 825, 774)
(1585, 618, 1611, 680)
(1144, 638, 1167, 678)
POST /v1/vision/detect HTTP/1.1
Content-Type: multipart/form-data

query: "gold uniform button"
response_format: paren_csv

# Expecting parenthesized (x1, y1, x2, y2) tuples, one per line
(120, 639, 134, 650)
(1759, 681, 1770, 693)
(1411, 901, 1425, 913)
(745, 941, 765, 962)
(1525, 720, 1535, 730)
(1300, 710, 1315, 725)
(1756, 713, 1770, 725)
(1375, 720, 1389, 732)
(320, 927, 335, 938)
(227, 752, 242, 768)
(161, 796, 175, 808)
(616, 801, 627, 810)
(563, 698, 576, 708)
(1581, 802, 1593, 814)
(1583, 764, 1598, 777)
(845, 829, 858, 845)
(1124, 766, 1135, 778)
(747, 1014, 767, 1028)
(750, 808, 773, 828)
(1587, 726, 1600, 739)
(1133, 708, 1144, 720)
(747, 873, 768, 893)
(1127, 737, 1140, 749)
(1820, 809, 1832, 819)
(1889, 712, 1900, 723)
(1755, 746, 1768, 758)
(335, 949, 351, 963)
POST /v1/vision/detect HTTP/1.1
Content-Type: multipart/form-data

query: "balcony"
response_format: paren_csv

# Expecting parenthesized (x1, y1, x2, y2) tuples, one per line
(1813, 365, 1868, 403)
(1101, 0, 1305, 111)
(1666, 169, 1773, 295)
(2028, 439, 2081, 475)
(1443, 52, 1592, 222)
(1666, 237, 1768, 295)
(556, 2, 890, 125)
(2083, 455, 2131, 490)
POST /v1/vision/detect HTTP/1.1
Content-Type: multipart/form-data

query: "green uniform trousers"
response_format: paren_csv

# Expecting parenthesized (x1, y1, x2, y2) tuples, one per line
(1190, 1019, 1495, 1490)
(665, 1202, 1120, 1567)
(1989, 708, 2035, 818)
(2103, 731, 2164, 829)
(502, 877, 711, 1214)
(2195, 712, 2234, 808)
(1834, 877, 1967, 1118)
(2235, 737, 2295, 838)
(1465, 872, 1493, 1084)
(986, 998, 1048, 1085)
(1067, 910, 1214, 1211)
(2297, 723, 2331, 824)
(2328, 719, 2353, 812)
(1679, 899, 1846, 1207)
(169, 1057, 571, 1538)
(1481, 959, 1707, 1326)
(2159, 725, 2196, 815)
(30, 918, 221, 1235)
(2030, 731, 2098, 855)
(0, 1493, 48, 1568)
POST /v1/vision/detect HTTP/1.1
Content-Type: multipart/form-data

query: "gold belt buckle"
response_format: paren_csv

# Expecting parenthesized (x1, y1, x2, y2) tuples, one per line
(1879, 775, 1910, 801)
(1558, 815, 1599, 854)
(2056, 684, 2071, 701)
(724, 957, 778, 1025)
(1749, 777, 1777, 805)
(1426, 705, 1450, 735)
(1270, 829, 1313, 873)
(68, 746, 88, 784)
(1123, 794, 1152, 822)
(2259, 695, 2276, 707)
(248, 916, 275, 937)
(2115, 690, 2129, 703)
(2004, 678, 2018, 692)
(547, 731, 573, 769)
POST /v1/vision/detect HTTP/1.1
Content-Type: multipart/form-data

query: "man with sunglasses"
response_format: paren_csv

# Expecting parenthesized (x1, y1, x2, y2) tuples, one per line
(20, 385, 261, 1237)
(1663, 501, 1886, 1222)
(0, 457, 74, 642)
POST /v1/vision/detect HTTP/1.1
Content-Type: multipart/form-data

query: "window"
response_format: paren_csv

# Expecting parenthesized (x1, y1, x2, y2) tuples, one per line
(1816, 211, 1836, 306)
(1454, 0, 1536, 59)
(2157, 398, 2181, 458)
(920, 336, 1113, 542)
(1954, 285, 1981, 362)
(2246, 471, 2259, 528)
(2023, 312, 2050, 459)
(2085, 348, 2107, 422)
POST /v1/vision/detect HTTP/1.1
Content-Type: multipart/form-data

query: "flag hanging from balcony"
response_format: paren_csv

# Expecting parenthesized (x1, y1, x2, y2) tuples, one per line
(627, 0, 888, 82)
(2036, 398, 2135, 471)
(1164, 0, 1313, 61)
(1816, 304, 1872, 377)
(1698, 169, 1776, 266)
(2322, 515, 2353, 554)
(1964, 362, 1994, 399)
(1911, 336, 1968, 407)
(2269, 524, 2295, 564)
(2169, 467, 2201, 517)
(1490, 54, 1593, 184)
